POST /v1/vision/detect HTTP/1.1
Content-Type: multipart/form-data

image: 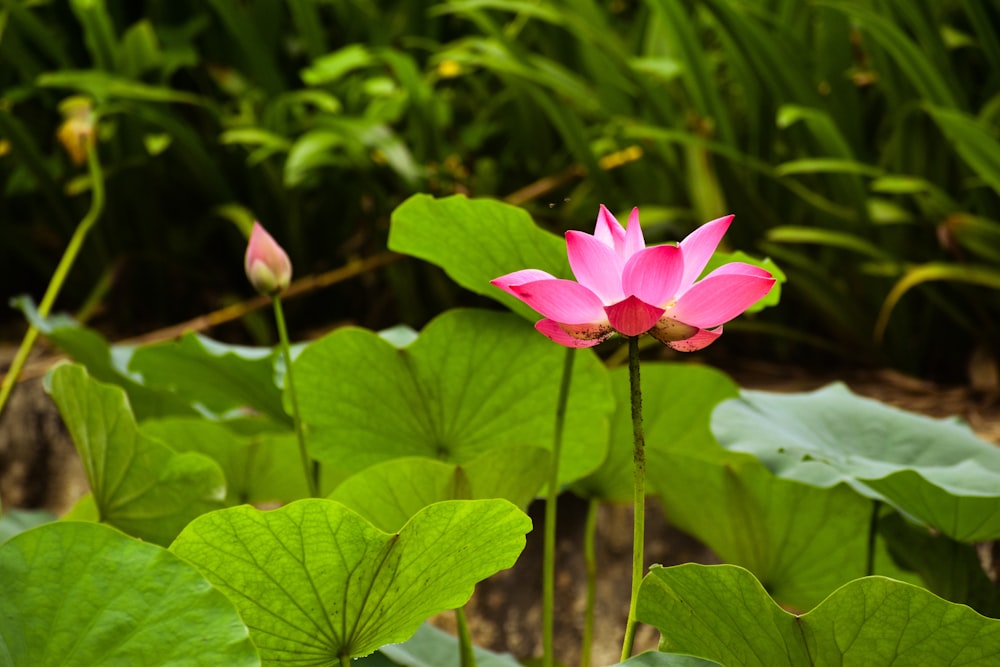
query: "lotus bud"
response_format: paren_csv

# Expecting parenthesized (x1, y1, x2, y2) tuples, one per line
(244, 222, 292, 296)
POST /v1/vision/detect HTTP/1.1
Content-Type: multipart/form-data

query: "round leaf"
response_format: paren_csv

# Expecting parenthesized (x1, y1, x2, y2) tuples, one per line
(388, 194, 571, 322)
(295, 309, 612, 487)
(170, 498, 531, 662)
(0, 521, 258, 666)
(328, 446, 550, 531)
(638, 564, 1000, 666)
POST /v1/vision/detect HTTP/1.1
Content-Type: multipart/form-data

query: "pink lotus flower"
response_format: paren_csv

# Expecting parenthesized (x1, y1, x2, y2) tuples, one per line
(491, 205, 775, 350)
(245, 221, 292, 296)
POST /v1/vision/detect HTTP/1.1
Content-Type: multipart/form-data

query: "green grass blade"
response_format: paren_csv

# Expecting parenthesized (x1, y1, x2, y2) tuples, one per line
(69, 0, 118, 71)
(925, 104, 1000, 197)
(876, 262, 1000, 340)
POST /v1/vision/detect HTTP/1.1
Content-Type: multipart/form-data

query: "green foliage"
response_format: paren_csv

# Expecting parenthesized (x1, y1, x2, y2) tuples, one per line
(713, 383, 1000, 541)
(0, 521, 259, 666)
(0, 508, 56, 545)
(576, 362, 916, 611)
(573, 362, 738, 503)
(329, 447, 550, 531)
(656, 450, 916, 610)
(373, 622, 524, 667)
(140, 417, 308, 506)
(4, 0, 997, 377)
(638, 564, 1000, 666)
(170, 498, 530, 663)
(16, 295, 289, 422)
(389, 193, 570, 322)
(45, 363, 226, 546)
(293, 308, 613, 487)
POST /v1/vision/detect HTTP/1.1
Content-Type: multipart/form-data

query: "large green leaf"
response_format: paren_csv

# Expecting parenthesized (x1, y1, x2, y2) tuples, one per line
(388, 194, 570, 322)
(140, 417, 308, 506)
(170, 498, 531, 663)
(879, 512, 1000, 617)
(656, 449, 915, 610)
(576, 364, 914, 609)
(573, 362, 739, 502)
(328, 446, 550, 531)
(388, 195, 782, 321)
(0, 521, 258, 666)
(712, 383, 1000, 541)
(15, 297, 287, 422)
(295, 309, 612, 487)
(638, 564, 1000, 665)
(46, 364, 226, 545)
(13, 296, 195, 420)
(129, 332, 289, 423)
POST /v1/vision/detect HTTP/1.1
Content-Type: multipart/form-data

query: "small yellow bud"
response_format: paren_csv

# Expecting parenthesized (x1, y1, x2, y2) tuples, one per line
(56, 97, 95, 166)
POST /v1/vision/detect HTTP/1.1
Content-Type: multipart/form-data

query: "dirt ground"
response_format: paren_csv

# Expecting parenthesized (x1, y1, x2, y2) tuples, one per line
(2, 342, 999, 666)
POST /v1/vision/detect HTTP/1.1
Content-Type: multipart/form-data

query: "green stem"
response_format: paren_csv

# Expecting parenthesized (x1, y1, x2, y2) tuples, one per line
(542, 347, 575, 667)
(456, 606, 476, 667)
(580, 498, 599, 667)
(273, 296, 318, 498)
(866, 499, 881, 577)
(339, 654, 350, 667)
(0, 138, 105, 419)
(620, 336, 646, 662)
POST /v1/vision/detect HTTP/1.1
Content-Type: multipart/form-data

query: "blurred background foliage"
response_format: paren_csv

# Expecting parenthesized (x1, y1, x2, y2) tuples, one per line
(1, 0, 998, 382)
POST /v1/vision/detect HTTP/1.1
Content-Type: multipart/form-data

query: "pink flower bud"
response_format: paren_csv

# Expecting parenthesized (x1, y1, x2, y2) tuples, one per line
(244, 222, 292, 296)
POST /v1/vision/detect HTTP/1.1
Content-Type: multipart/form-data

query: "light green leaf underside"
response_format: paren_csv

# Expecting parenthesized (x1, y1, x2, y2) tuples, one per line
(169, 498, 531, 663)
(713, 383, 1000, 541)
(619, 651, 722, 667)
(374, 622, 524, 667)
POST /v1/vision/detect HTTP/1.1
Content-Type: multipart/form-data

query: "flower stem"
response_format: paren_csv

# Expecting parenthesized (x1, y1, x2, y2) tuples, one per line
(456, 606, 477, 667)
(542, 346, 575, 667)
(866, 499, 881, 577)
(580, 497, 599, 667)
(620, 336, 646, 662)
(0, 138, 105, 419)
(272, 296, 318, 498)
